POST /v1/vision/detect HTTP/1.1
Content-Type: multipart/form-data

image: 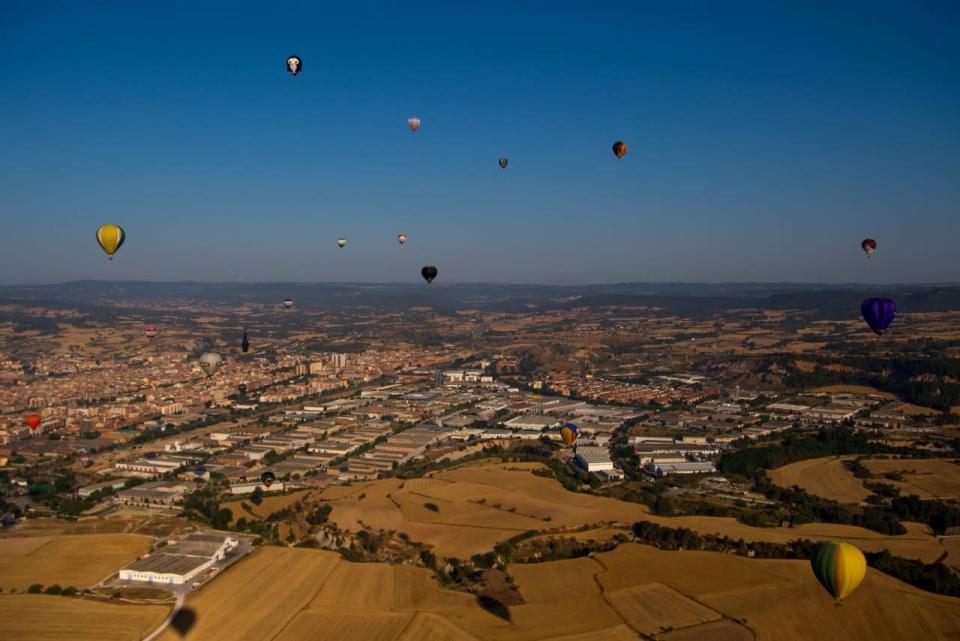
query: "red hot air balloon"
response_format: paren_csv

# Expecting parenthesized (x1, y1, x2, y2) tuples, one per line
(861, 238, 877, 258)
(408, 117, 420, 132)
(861, 297, 896, 336)
(612, 141, 628, 160)
(26, 414, 41, 431)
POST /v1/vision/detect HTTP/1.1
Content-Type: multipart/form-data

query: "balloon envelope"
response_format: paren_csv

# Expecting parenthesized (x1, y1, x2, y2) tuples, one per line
(241, 331, 250, 353)
(144, 326, 157, 340)
(612, 141, 628, 160)
(26, 414, 41, 431)
(861, 297, 896, 335)
(337, 238, 347, 249)
(198, 352, 223, 377)
(811, 541, 866, 601)
(397, 234, 407, 245)
(96, 224, 126, 259)
(421, 266, 438, 284)
(499, 157, 509, 169)
(408, 117, 420, 132)
(237, 383, 248, 395)
(286, 55, 302, 76)
(261, 471, 276, 488)
(283, 298, 294, 309)
(861, 238, 877, 257)
(559, 422, 579, 446)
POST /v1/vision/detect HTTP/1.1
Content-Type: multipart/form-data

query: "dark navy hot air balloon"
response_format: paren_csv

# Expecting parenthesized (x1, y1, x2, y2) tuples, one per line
(241, 331, 250, 353)
(861, 298, 896, 336)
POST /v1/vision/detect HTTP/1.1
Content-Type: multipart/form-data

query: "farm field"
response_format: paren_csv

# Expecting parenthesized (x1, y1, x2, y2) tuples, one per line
(319, 460, 945, 561)
(0, 533, 152, 591)
(155, 542, 960, 641)
(767, 456, 871, 503)
(223, 490, 313, 525)
(862, 458, 960, 499)
(0, 594, 169, 641)
(812, 385, 896, 398)
(321, 461, 653, 557)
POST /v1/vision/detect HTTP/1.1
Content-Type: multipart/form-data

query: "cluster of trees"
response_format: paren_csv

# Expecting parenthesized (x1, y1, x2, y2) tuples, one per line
(755, 476, 905, 535)
(630, 520, 960, 597)
(26, 584, 79, 596)
(182, 489, 232, 530)
(890, 495, 960, 535)
(717, 427, 916, 478)
(770, 354, 960, 412)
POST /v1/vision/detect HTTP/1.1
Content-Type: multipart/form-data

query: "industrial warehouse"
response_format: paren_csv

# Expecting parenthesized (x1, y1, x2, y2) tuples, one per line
(119, 532, 239, 586)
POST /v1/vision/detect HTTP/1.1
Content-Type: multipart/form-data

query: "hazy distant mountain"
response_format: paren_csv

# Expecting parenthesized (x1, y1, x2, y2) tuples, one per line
(0, 281, 958, 318)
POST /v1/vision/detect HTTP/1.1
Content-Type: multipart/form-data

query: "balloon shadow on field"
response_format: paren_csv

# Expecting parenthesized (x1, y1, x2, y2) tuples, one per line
(171, 607, 197, 636)
(476, 595, 511, 622)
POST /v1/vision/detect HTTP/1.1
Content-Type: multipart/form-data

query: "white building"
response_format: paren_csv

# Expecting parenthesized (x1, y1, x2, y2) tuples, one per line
(574, 445, 614, 474)
(644, 461, 716, 477)
(119, 532, 238, 585)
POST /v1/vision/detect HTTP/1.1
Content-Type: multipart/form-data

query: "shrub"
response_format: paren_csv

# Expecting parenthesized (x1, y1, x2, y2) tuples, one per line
(424, 502, 440, 512)
(44, 585, 62, 595)
(28, 584, 43, 594)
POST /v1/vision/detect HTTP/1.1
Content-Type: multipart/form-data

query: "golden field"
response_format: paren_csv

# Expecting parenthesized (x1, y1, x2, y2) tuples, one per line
(862, 458, 960, 499)
(0, 533, 151, 591)
(317, 460, 946, 562)
(321, 461, 653, 557)
(767, 456, 872, 503)
(146, 543, 960, 641)
(769, 456, 960, 501)
(0, 594, 168, 641)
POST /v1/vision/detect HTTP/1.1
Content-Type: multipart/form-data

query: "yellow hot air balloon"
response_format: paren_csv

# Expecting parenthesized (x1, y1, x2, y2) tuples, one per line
(811, 541, 867, 602)
(96, 224, 126, 260)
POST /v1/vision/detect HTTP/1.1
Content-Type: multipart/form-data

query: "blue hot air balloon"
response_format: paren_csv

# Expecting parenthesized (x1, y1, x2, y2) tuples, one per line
(861, 298, 896, 336)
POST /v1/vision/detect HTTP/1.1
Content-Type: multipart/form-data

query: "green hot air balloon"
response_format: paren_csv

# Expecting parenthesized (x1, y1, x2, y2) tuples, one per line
(811, 541, 867, 602)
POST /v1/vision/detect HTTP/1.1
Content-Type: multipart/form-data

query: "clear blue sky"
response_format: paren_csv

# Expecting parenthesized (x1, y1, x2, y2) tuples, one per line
(1, 1, 958, 285)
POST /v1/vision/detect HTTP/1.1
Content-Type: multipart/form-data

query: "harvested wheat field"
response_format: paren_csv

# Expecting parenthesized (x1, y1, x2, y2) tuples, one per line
(641, 513, 943, 562)
(0, 594, 169, 641)
(862, 458, 960, 499)
(322, 461, 650, 557)
(595, 544, 960, 641)
(320, 460, 943, 561)
(767, 456, 871, 503)
(223, 490, 312, 525)
(0, 533, 151, 590)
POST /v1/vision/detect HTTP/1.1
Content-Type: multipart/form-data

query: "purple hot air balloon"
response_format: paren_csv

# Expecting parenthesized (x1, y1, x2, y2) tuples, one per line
(861, 298, 896, 336)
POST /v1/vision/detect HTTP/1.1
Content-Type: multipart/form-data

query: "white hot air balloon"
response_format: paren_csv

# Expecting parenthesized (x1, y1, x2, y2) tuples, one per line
(198, 352, 224, 377)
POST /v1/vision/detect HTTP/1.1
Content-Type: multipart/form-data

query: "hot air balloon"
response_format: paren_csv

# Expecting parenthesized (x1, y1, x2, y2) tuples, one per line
(408, 117, 420, 132)
(26, 414, 41, 432)
(198, 352, 223, 377)
(283, 298, 294, 309)
(397, 234, 407, 246)
(861, 298, 896, 336)
(861, 238, 877, 258)
(241, 331, 250, 353)
(261, 471, 276, 488)
(286, 55, 302, 76)
(80, 455, 93, 468)
(96, 224, 126, 260)
(337, 238, 347, 249)
(144, 326, 157, 340)
(421, 266, 438, 284)
(237, 383, 248, 395)
(499, 157, 509, 169)
(559, 422, 579, 447)
(811, 541, 866, 602)
(612, 141, 628, 160)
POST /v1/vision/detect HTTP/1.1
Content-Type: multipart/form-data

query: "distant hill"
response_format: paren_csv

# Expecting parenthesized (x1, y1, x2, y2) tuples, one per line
(0, 281, 958, 318)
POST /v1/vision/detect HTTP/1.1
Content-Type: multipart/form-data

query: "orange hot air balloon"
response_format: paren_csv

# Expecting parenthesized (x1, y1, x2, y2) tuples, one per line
(26, 414, 42, 431)
(612, 141, 628, 160)
(408, 117, 421, 132)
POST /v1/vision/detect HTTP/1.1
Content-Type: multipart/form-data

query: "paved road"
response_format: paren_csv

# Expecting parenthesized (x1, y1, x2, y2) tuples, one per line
(141, 592, 185, 641)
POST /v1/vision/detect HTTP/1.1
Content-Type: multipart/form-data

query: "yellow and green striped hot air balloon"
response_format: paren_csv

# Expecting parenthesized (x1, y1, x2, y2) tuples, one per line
(96, 224, 126, 260)
(811, 541, 866, 602)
